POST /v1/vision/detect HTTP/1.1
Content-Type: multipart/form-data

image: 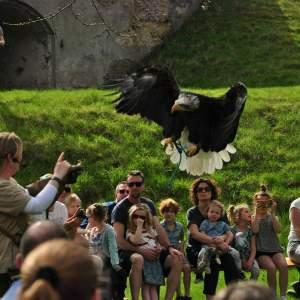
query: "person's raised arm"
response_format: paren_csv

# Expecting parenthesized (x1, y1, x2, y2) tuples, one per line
(24, 153, 70, 213)
(128, 218, 144, 245)
(270, 201, 281, 233)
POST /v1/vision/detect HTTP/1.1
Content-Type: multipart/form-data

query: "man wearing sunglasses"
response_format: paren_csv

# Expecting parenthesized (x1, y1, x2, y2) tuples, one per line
(103, 181, 129, 225)
(112, 170, 183, 300)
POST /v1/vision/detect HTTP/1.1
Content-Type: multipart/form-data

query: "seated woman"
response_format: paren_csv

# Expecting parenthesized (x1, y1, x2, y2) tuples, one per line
(186, 178, 241, 300)
(288, 197, 300, 263)
(18, 239, 100, 300)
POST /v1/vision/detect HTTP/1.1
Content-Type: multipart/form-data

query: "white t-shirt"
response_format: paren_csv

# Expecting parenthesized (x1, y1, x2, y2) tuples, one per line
(32, 201, 68, 225)
(288, 198, 300, 241)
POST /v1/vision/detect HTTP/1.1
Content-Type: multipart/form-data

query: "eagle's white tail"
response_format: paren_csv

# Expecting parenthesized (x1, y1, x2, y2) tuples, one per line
(162, 128, 236, 176)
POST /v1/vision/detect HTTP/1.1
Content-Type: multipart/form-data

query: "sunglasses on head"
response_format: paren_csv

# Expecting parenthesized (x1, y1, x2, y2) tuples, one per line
(196, 186, 211, 193)
(127, 181, 143, 187)
(118, 189, 129, 194)
(132, 214, 146, 220)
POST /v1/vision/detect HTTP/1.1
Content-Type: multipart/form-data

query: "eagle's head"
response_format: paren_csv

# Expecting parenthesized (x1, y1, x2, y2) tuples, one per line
(171, 93, 200, 113)
(227, 82, 247, 101)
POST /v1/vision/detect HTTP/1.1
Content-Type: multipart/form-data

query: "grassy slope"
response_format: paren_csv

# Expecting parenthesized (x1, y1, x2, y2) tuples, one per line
(1, 0, 298, 206)
(1, 0, 300, 297)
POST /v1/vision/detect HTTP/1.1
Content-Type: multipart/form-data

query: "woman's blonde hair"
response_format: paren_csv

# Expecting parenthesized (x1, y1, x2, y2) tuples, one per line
(19, 239, 98, 300)
(227, 203, 250, 225)
(128, 203, 153, 233)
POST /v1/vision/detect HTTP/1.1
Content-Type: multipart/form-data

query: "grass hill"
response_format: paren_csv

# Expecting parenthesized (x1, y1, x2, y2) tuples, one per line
(0, 0, 299, 213)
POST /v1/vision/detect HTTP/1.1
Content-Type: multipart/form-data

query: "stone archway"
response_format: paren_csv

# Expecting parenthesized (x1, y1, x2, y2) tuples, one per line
(0, 0, 55, 88)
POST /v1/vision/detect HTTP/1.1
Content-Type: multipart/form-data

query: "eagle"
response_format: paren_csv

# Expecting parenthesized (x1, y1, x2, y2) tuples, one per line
(113, 66, 247, 176)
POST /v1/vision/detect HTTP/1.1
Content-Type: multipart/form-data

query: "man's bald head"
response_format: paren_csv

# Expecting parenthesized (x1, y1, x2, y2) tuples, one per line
(20, 220, 67, 258)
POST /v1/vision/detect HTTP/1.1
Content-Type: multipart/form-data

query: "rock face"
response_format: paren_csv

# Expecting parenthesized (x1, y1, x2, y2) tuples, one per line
(0, 0, 202, 88)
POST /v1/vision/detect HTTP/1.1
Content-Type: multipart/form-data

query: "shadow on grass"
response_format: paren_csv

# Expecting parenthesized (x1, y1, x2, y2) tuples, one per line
(152, 0, 300, 88)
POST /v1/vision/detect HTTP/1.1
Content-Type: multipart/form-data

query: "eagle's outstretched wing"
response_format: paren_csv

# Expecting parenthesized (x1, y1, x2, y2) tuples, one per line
(114, 66, 180, 138)
(208, 82, 247, 151)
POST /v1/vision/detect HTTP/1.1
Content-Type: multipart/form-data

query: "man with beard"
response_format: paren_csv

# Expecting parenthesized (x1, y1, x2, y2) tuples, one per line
(112, 170, 183, 300)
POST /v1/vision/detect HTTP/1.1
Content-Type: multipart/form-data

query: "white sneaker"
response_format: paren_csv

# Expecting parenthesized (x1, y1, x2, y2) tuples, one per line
(280, 296, 287, 300)
(215, 255, 221, 265)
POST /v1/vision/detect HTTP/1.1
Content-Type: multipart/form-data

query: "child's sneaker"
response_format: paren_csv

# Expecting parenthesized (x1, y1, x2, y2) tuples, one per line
(197, 249, 209, 272)
(215, 255, 221, 265)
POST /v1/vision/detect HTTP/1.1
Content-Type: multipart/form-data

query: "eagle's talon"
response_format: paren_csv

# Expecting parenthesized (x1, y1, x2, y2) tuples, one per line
(186, 144, 198, 156)
(162, 137, 174, 149)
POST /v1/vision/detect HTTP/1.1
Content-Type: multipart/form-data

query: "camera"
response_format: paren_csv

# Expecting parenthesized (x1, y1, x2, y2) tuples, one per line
(76, 209, 86, 220)
(26, 162, 83, 197)
(256, 200, 272, 209)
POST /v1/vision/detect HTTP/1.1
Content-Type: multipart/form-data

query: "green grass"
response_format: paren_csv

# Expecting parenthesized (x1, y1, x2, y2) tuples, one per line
(1, 0, 300, 298)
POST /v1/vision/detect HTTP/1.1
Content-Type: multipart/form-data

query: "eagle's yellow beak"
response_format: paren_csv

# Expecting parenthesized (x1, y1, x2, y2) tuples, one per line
(171, 104, 179, 114)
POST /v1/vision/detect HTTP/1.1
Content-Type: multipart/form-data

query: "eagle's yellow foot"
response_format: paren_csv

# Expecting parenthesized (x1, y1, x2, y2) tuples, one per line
(161, 137, 174, 149)
(186, 144, 198, 156)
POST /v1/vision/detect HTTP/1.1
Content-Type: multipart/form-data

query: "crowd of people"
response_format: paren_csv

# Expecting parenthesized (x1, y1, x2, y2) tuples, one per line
(0, 131, 299, 300)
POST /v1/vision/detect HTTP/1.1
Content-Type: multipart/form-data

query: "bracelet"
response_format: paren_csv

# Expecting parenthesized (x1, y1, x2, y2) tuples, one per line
(51, 176, 63, 185)
(166, 245, 172, 251)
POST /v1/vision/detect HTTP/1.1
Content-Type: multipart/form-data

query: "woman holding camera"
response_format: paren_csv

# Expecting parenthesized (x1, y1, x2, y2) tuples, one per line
(0, 131, 71, 296)
(252, 185, 288, 300)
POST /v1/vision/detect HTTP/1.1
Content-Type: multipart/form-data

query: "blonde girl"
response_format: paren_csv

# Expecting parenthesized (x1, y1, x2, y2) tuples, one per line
(127, 203, 164, 300)
(64, 192, 81, 218)
(252, 185, 288, 300)
(227, 203, 259, 279)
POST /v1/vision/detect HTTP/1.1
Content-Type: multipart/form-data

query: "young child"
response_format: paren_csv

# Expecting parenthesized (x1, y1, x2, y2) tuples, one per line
(252, 185, 288, 300)
(227, 203, 260, 280)
(159, 198, 192, 300)
(85, 203, 124, 300)
(64, 192, 82, 218)
(197, 200, 242, 275)
(127, 203, 164, 300)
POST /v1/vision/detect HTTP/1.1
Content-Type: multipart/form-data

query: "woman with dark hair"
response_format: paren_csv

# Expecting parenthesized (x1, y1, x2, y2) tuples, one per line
(186, 178, 241, 300)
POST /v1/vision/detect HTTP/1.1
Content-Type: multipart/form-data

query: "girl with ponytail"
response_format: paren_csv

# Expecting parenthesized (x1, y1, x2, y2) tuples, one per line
(252, 185, 288, 300)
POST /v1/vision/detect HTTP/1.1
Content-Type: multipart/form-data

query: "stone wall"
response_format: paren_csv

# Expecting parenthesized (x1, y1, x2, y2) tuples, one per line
(0, 0, 202, 88)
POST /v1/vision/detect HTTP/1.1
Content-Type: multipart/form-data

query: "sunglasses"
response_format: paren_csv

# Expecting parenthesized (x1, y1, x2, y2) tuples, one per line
(12, 157, 21, 164)
(132, 214, 146, 220)
(127, 181, 143, 187)
(118, 189, 129, 194)
(196, 187, 211, 193)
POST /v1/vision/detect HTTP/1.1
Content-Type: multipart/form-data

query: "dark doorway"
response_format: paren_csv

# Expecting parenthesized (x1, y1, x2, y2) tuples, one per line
(0, 0, 55, 88)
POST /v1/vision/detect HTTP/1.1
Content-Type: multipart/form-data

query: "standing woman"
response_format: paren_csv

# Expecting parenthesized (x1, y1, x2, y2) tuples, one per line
(0, 132, 71, 296)
(186, 178, 241, 300)
(288, 197, 300, 263)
